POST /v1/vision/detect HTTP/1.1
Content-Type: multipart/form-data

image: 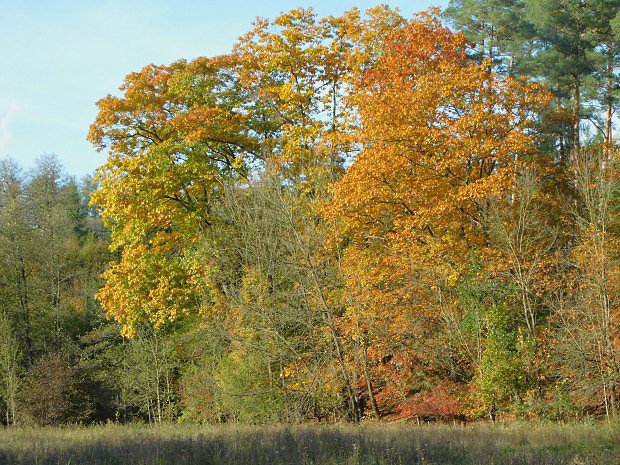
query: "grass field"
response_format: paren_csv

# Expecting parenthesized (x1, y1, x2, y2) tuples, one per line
(0, 422, 618, 465)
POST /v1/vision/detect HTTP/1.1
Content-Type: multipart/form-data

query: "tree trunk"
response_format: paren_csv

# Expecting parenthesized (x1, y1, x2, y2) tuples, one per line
(605, 41, 614, 154)
(573, 81, 581, 154)
(17, 259, 33, 367)
(362, 345, 381, 420)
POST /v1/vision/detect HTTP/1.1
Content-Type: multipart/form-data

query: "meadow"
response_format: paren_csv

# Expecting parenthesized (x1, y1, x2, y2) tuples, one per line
(0, 422, 618, 465)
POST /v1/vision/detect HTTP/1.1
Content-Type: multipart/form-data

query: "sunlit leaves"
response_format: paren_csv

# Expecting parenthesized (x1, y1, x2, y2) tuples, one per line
(327, 13, 551, 413)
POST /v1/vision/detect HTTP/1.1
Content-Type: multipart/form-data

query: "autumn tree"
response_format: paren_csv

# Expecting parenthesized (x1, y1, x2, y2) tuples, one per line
(82, 5, 620, 423)
(233, 6, 405, 186)
(328, 12, 550, 418)
(485, 167, 561, 341)
(552, 146, 620, 418)
(88, 57, 267, 334)
(184, 174, 355, 421)
(89, 6, 405, 335)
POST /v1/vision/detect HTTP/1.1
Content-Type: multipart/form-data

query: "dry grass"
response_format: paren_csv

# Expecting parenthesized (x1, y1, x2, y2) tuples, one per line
(0, 421, 618, 464)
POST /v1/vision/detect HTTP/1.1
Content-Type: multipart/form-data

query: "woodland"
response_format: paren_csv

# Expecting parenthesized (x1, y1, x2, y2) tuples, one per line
(2, 0, 620, 428)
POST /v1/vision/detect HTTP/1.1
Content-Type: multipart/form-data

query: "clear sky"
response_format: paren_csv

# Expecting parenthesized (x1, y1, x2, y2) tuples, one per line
(0, 0, 448, 176)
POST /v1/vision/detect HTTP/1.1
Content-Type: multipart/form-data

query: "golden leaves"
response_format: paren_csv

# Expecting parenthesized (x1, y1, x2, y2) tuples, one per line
(326, 11, 552, 402)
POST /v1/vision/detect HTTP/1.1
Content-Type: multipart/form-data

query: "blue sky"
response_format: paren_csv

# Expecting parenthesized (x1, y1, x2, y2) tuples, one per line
(0, 0, 448, 176)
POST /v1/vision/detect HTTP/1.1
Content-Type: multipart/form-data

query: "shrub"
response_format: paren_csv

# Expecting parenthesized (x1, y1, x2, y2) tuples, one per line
(18, 353, 94, 425)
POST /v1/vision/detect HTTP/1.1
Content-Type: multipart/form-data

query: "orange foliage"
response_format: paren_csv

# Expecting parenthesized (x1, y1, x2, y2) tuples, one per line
(328, 13, 551, 406)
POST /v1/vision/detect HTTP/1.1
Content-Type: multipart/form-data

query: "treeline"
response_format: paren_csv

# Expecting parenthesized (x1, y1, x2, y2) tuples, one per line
(3, 2, 620, 425)
(0, 155, 110, 424)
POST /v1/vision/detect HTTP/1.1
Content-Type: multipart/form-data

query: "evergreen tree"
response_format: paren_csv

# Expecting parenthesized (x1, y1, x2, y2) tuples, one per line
(444, 0, 532, 74)
(525, 0, 598, 152)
